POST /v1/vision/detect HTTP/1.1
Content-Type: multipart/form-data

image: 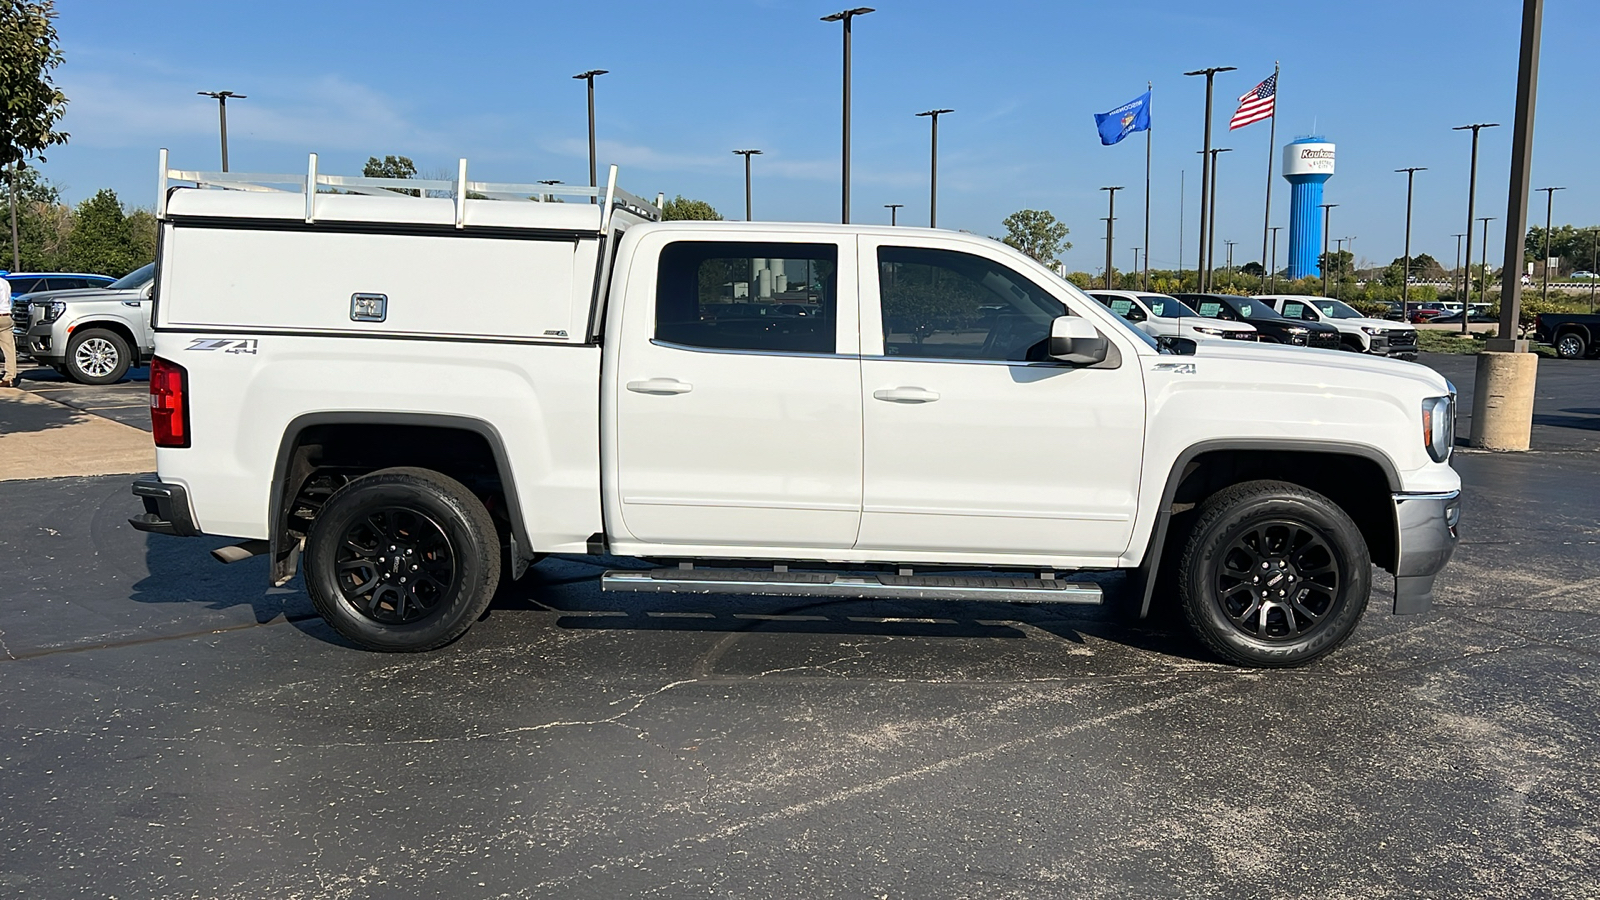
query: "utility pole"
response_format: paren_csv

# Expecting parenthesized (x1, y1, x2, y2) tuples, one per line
(884, 203, 903, 226)
(1319, 203, 1338, 296)
(197, 91, 245, 172)
(916, 108, 953, 227)
(1100, 186, 1123, 289)
(1268, 226, 1283, 292)
(1478, 216, 1496, 322)
(822, 7, 874, 224)
(1183, 66, 1237, 296)
(1224, 239, 1236, 276)
(1334, 237, 1350, 300)
(1537, 186, 1565, 304)
(732, 149, 762, 221)
(1452, 233, 1467, 304)
(1205, 148, 1232, 290)
(1453, 122, 1500, 333)
(572, 70, 608, 201)
(1396, 167, 1426, 321)
(1132, 247, 1141, 285)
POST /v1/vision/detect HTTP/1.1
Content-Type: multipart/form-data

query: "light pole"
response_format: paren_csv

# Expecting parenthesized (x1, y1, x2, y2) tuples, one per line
(1334, 237, 1350, 300)
(1537, 186, 1565, 304)
(732, 150, 762, 221)
(1319, 203, 1338, 296)
(1205, 148, 1232, 291)
(822, 7, 874, 224)
(1396, 167, 1426, 320)
(885, 203, 903, 225)
(916, 108, 953, 228)
(572, 70, 609, 200)
(1268, 226, 1283, 292)
(1183, 66, 1237, 295)
(197, 91, 245, 172)
(1592, 228, 1598, 313)
(1224, 239, 1236, 276)
(537, 179, 562, 203)
(1100, 186, 1123, 289)
(1131, 247, 1141, 285)
(1478, 216, 1496, 328)
(1453, 122, 1500, 333)
(1452, 233, 1467, 304)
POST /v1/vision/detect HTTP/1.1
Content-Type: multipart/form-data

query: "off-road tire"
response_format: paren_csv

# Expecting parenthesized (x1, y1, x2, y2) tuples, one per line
(1178, 479, 1370, 668)
(305, 467, 501, 652)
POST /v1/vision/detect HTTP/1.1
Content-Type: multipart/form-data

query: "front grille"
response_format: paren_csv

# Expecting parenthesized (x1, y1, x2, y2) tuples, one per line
(8, 298, 27, 330)
(1388, 330, 1417, 348)
(1309, 332, 1340, 350)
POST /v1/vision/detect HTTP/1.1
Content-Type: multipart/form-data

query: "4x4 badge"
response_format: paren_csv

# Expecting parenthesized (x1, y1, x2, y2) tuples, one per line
(185, 338, 258, 355)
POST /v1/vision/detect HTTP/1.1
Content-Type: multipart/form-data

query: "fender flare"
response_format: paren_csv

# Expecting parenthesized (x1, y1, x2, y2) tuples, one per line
(268, 411, 533, 586)
(1135, 438, 1402, 618)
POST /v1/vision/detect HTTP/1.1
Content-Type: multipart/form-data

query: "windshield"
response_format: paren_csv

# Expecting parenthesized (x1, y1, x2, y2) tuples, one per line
(108, 263, 155, 291)
(1312, 299, 1366, 319)
(1142, 295, 1200, 318)
(1227, 298, 1286, 321)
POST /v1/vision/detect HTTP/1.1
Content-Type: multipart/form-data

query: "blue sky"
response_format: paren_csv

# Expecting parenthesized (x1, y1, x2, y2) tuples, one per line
(47, 0, 1600, 273)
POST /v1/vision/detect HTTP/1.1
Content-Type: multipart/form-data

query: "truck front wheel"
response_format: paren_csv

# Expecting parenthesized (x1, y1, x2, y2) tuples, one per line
(1554, 332, 1587, 359)
(305, 467, 501, 652)
(1177, 480, 1370, 667)
(65, 328, 131, 384)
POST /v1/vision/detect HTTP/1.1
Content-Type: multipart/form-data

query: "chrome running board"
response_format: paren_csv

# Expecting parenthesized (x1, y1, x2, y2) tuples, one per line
(601, 568, 1102, 605)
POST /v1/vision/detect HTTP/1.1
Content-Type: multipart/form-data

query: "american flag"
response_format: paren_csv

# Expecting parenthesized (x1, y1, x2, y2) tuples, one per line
(1229, 73, 1277, 130)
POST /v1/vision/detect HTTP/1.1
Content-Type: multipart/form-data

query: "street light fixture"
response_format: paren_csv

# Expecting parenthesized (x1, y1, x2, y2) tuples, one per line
(1452, 233, 1467, 304)
(1100, 186, 1123, 289)
(1536, 186, 1565, 304)
(1183, 66, 1237, 294)
(1453, 122, 1501, 335)
(1268, 226, 1283, 292)
(1334, 236, 1351, 300)
(1224, 239, 1236, 275)
(197, 90, 245, 172)
(1202, 147, 1232, 290)
(1477, 216, 1497, 335)
(1395, 167, 1426, 320)
(822, 7, 874, 224)
(884, 203, 903, 226)
(573, 70, 609, 201)
(732, 150, 763, 221)
(915, 108, 953, 228)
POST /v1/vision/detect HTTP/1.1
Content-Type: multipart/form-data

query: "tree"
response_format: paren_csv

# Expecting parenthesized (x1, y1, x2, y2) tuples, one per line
(1385, 252, 1444, 283)
(1239, 261, 1264, 277)
(0, 164, 67, 270)
(661, 195, 722, 221)
(0, 0, 69, 269)
(1317, 250, 1354, 282)
(1526, 224, 1600, 275)
(999, 209, 1070, 266)
(59, 189, 141, 277)
(364, 155, 419, 196)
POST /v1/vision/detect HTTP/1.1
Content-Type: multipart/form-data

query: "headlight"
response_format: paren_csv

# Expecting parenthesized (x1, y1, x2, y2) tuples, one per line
(38, 300, 67, 323)
(1191, 326, 1224, 336)
(1422, 394, 1455, 462)
(1286, 326, 1309, 334)
(1361, 325, 1388, 335)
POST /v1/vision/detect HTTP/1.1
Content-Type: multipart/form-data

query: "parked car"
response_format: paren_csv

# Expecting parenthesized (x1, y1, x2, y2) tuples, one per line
(1567, 271, 1598, 281)
(1087, 290, 1257, 344)
(1173, 293, 1342, 349)
(2, 271, 116, 297)
(11, 263, 155, 384)
(1426, 311, 1497, 326)
(1534, 312, 1600, 359)
(132, 154, 1461, 669)
(1256, 295, 1419, 359)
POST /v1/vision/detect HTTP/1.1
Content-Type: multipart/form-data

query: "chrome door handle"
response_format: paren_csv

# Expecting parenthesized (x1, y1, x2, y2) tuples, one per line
(872, 386, 940, 403)
(627, 378, 693, 395)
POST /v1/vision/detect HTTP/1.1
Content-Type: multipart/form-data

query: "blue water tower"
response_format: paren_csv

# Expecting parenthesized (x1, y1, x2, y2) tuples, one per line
(1282, 137, 1336, 281)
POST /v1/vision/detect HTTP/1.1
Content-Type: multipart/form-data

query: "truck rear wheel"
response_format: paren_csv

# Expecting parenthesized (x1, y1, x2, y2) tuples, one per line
(65, 328, 131, 384)
(305, 467, 501, 652)
(1554, 332, 1587, 359)
(1177, 480, 1370, 667)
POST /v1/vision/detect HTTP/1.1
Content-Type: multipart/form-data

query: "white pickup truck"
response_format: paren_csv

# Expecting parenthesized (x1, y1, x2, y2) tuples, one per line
(130, 153, 1461, 668)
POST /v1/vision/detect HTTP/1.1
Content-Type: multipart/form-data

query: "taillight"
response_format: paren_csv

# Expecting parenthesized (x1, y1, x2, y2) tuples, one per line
(149, 357, 190, 448)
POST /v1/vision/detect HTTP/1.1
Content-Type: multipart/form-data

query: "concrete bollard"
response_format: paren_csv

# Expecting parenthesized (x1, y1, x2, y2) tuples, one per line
(1470, 351, 1539, 451)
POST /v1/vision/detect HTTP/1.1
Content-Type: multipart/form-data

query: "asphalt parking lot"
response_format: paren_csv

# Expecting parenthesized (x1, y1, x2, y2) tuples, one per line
(10, 363, 152, 431)
(1, 355, 1598, 898)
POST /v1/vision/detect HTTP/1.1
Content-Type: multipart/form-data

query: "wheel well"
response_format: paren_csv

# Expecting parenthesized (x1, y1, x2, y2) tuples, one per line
(1553, 326, 1589, 343)
(69, 320, 141, 357)
(270, 418, 526, 585)
(1341, 334, 1367, 350)
(1167, 449, 1396, 573)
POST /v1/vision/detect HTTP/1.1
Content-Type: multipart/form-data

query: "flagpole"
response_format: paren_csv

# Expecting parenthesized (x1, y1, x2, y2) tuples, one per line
(1179, 169, 1186, 289)
(1259, 61, 1279, 294)
(1144, 81, 1153, 291)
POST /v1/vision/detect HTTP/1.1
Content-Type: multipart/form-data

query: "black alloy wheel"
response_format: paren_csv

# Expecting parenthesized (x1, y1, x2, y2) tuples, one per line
(334, 507, 456, 625)
(305, 467, 500, 652)
(1178, 480, 1370, 667)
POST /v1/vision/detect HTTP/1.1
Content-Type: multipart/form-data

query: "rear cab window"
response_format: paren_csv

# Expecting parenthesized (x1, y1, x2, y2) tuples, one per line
(654, 241, 839, 354)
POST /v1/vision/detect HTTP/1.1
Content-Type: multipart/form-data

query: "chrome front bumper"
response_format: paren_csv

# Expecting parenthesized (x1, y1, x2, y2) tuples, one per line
(1392, 490, 1461, 614)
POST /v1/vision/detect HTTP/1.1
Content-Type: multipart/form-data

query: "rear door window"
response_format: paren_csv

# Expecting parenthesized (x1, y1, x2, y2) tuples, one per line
(654, 241, 838, 354)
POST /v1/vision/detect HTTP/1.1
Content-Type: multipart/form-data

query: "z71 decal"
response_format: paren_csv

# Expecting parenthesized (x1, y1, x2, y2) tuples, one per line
(185, 338, 259, 355)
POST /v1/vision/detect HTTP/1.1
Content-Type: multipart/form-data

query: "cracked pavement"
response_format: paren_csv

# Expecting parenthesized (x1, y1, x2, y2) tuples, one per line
(2, 357, 1599, 898)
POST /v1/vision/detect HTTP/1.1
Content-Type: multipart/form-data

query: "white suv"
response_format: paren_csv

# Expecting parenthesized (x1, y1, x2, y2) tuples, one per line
(1257, 295, 1418, 359)
(1088, 290, 1257, 344)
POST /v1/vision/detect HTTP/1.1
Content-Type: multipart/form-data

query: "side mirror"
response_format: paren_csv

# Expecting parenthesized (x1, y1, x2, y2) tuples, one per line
(1048, 315, 1108, 365)
(141, 283, 154, 300)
